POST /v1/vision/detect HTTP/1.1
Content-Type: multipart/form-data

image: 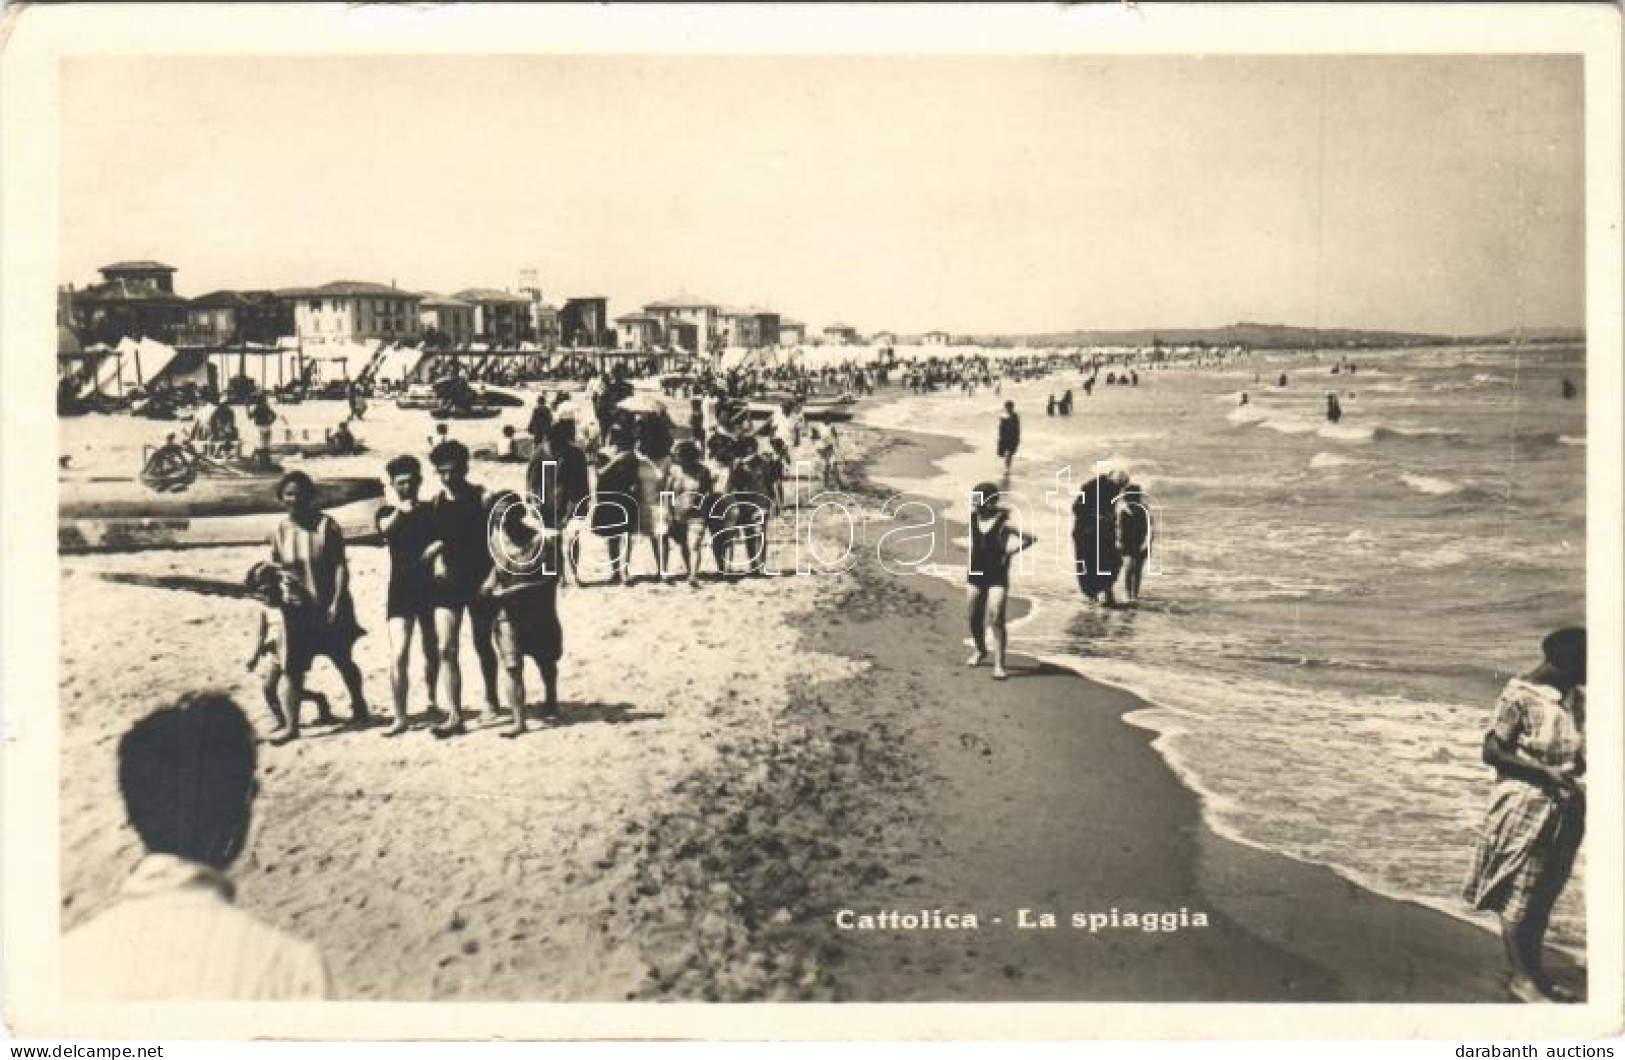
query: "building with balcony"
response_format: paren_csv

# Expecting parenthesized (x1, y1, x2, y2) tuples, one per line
(614, 312, 665, 352)
(419, 294, 476, 348)
(717, 307, 782, 349)
(72, 277, 188, 346)
(922, 330, 951, 346)
(643, 296, 720, 355)
(183, 290, 294, 346)
(560, 296, 611, 348)
(283, 281, 422, 347)
(453, 288, 534, 346)
(98, 260, 178, 294)
(822, 322, 860, 345)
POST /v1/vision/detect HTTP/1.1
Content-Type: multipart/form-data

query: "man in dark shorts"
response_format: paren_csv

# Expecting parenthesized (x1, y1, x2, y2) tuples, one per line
(376, 455, 440, 737)
(423, 440, 499, 738)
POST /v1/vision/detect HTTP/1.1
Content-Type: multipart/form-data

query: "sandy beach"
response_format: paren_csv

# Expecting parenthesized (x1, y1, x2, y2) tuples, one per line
(56, 404, 1583, 1003)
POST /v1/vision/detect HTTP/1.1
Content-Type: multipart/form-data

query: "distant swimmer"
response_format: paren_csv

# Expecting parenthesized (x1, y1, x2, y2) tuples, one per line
(1059, 390, 1074, 416)
(1046, 395, 1057, 417)
(1562, 378, 1577, 399)
(1240, 392, 1250, 406)
(1277, 373, 1289, 388)
(1130, 371, 1139, 387)
(1326, 393, 1343, 424)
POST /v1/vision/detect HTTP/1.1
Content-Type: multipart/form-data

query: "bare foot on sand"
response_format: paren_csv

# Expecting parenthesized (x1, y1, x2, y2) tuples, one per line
(967, 651, 986, 667)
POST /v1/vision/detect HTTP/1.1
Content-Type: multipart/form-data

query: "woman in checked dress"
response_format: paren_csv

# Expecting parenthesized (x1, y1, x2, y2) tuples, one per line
(1462, 627, 1586, 1003)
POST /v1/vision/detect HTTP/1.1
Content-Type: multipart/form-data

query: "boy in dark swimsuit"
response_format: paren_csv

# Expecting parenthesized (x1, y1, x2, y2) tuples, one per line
(376, 455, 440, 736)
(424, 440, 499, 737)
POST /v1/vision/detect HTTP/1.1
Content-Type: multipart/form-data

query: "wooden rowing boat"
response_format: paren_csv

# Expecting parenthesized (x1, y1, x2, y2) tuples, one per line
(58, 475, 384, 553)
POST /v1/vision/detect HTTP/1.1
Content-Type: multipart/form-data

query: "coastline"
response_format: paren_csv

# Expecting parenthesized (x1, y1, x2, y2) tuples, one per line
(819, 413, 1585, 1001)
(52, 393, 1584, 1003)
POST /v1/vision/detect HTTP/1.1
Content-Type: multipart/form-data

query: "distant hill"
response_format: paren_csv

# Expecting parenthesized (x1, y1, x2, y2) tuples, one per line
(967, 322, 1583, 350)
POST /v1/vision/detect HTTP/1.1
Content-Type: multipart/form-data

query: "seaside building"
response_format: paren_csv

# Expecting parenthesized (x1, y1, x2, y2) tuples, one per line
(97, 260, 178, 294)
(71, 268, 189, 346)
(418, 294, 476, 348)
(560, 297, 611, 348)
(643, 296, 720, 355)
(870, 330, 897, 347)
(922, 330, 951, 346)
(181, 290, 294, 347)
(283, 281, 422, 348)
(516, 275, 561, 352)
(453, 288, 534, 346)
(778, 319, 807, 345)
(822, 323, 860, 345)
(614, 312, 664, 352)
(717, 308, 782, 350)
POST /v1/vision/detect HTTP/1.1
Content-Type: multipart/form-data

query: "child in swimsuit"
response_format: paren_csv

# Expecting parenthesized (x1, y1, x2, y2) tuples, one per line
(244, 561, 337, 734)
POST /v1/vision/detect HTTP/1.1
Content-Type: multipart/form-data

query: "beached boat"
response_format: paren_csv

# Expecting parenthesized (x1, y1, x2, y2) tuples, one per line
(58, 475, 384, 554)
(430, 406, 501, 420)
(744, 393, 857, 424)
(395, 383, 441, 410)
(803, 395, 857, 423)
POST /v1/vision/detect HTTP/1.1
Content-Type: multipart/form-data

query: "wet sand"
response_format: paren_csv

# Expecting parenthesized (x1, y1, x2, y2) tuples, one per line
(56, 398, 1583, 1003)
(800, 424, 1584, 1002)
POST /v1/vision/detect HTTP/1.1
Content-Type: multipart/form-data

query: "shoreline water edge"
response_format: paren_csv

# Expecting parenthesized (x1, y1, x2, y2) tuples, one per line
(57, 384, 1583, 1003)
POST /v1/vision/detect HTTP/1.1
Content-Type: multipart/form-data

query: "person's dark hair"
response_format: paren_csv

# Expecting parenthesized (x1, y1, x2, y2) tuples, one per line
(1541, 627, 1586, 685)
(1004, 401, 1015, 412)
(548, 419, 576, 448)
(118, 692, 258, 869)
(384, 454, 421, 479)
(429, 439, 470, 468)
(275, 469, 314, 499)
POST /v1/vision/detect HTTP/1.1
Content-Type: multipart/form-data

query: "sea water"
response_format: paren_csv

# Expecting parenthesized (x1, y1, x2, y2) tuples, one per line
(860, 344, 1587, 953)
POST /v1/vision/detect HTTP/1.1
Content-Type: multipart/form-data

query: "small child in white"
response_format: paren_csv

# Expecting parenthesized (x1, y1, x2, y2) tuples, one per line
(244, 562, 336, 735)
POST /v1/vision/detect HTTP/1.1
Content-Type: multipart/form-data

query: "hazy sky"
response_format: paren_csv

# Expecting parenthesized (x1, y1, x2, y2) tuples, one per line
(60, 55, 1584, 335)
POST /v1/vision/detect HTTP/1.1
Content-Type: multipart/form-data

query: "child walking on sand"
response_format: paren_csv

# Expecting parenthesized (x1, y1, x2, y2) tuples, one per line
(965, 482, 1036, 680)
(244, 561, 338, 734)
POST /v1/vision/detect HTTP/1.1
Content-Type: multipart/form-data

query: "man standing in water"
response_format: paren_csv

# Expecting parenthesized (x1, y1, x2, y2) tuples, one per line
(1072, 466, 1127, 605)
(995, 400, 1021, 474)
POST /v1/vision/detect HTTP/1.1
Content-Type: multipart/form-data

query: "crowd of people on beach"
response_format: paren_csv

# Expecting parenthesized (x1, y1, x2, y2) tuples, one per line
(62, 340, 1592, 1005)
(244, 374, 856, 746)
